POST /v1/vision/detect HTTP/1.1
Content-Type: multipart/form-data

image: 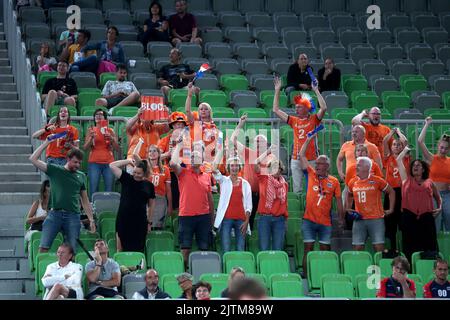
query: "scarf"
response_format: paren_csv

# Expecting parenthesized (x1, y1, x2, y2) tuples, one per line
(265, 175, 287, 210)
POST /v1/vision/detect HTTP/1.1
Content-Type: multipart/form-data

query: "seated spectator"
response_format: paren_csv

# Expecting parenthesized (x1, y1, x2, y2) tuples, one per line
(58, 27, 78, 55)
(39, 61, 77, 116)
(317, 58, 341, 92)
(42, 243, 83, 300)
(138, 1, 170, 49)
(424, 258, 450, 298)
(25, 180, 49, 244)
(228, 277, 268, 300)
(221, 267, 245, 298)
(132, 269, 171, 299)
(95, 64, 140, 113)
(177, 272, 195, 299)
(158, 48, 198, 103)
(169, 0, 202, 46)
(82, 26, 125, 77)
(32, 106, 80, 165)
(85, 239, 123, 300)
(59, 29, 97, 74)
(193, 281, 211, 300)
(36, 42, 57, 74)
(83, 109, 120, 200)
(285, 53, 312, 98)
(377, 256, 416, 298)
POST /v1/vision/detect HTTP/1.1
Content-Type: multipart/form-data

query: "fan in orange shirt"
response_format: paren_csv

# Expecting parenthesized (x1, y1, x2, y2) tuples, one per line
(345, 144, 383, 187)
(346, 156, 395, 252)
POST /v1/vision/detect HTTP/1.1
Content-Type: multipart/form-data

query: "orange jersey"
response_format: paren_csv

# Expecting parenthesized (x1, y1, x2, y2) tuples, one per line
(127, 122, 167, 159)
(39, 125, 79, 158)
(339, 139, 382, 174)
(87, 127, 115, 164)
(240, 148, 277, 192)
(147, 165, 171, 196)
(189, 120, 219, 163)
(304, 166, 341, 226)
(430, 155, 450, 184)
(345, 160, 382, 186)
(362, 122, 391, 155)
(288, 114, 321, 160)
(384, 155, 410, 188)
(348, 175, 389, 219)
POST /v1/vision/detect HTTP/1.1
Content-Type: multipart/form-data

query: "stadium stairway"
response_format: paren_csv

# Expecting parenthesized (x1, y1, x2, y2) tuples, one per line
(0, 21, 38, 299)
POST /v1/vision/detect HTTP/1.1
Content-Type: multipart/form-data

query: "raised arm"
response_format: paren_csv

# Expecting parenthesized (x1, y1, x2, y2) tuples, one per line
(185, 82, 196, 124)
(272, 77, 289, 123)
(395, 127, 408, 146)
(109, 159, 134, 179)
(383, 129, 397, 158)
(169, 141, 183, 176)
(418, 117, 434, 164)
(299, 133, 314, 170)
(126, 106, 145, 135)
(396, 146, 410, 183)
(29, 139, 51, 173)
(311, 81, 327, 120)
(255, 145, 276, 174)
(229, 114, 247, 157)
(351, 110, 368, 126)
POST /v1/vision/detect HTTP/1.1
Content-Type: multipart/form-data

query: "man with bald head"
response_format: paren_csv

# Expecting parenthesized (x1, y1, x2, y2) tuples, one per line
(132, 269, 171, 299)
(352, 107, 391, 155)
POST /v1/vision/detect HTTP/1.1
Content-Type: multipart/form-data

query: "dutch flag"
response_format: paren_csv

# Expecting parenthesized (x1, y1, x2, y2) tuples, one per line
(195, 63, 211, 80)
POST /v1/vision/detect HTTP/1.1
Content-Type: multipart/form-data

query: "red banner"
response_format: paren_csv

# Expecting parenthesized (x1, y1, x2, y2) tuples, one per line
(140, 96, 169, 121)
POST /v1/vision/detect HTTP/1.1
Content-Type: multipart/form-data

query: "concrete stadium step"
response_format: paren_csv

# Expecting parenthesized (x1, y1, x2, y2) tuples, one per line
(0, 74, 14, 83)
(0, 109, 22, 118)
(0, 135, 29, 144)
(0, 229, 24, 238)
(0, 144, 32, 153)
(0, 59, 9, 67)
(0, 118, 25, 126)
(0, 293, 36, 300)
(0, 41, 7, 50)
(0, 182, 41, 192)
(0, 163, 35, 172)
(0, 205, 36, 217)
(0, 83, 16, 91)
(0, 172, 41, 182)
(0, 100, 20, 109)
(0, 51, 7, 59)
(0, 127, 28, 135)
(0, 32, 4, 40)
(0, 237, 25, 258)
(0, 65, 11, 74)
(0, 91, 18, 100)
(0, 154, 31, 163)
(0, 279, 35, 296)
(0, 193, 39, 205)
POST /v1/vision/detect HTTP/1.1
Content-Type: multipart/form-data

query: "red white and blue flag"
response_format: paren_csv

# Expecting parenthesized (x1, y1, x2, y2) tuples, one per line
(195, 63, 211, 79)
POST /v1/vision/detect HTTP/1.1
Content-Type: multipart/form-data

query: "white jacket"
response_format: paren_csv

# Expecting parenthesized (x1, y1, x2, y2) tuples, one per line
(42, 261, 84, 300)
(213, 172, 252, 234)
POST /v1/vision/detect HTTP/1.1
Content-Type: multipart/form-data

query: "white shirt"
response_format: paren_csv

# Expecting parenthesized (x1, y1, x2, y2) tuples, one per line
(213, 172, 252, 234)
(42, 261, 84, 300)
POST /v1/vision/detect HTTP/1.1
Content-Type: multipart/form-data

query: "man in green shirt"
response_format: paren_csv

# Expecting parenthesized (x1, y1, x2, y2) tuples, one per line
(29, 136, 96, 253)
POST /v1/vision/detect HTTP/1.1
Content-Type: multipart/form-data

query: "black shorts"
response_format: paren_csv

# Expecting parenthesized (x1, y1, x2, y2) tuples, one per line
(67, 288, 77, 299)
(106, 96, 126, 108)
(85, 287, 122, 300)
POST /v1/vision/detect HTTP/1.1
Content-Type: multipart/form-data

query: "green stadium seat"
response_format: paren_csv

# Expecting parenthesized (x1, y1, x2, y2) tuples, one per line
(307, 251, 340, 292)
(199, 273, 228, 298)
(97, 211, 116, 225)
(287, 199, 301, 218)
(412, 252, 444, 283)
(355, 274, 377, 298)
(107, 239, 117, 257)
(407, 274, 424, 298)
(238, 108, 268, 118)
(145, 231, 175, 268)
(78, 91, 102, 109)
(113, 252, 146, 269)
(212, 107, 235, 118)
(442, 91, 450, 109)
(35, 253, 58, 296)
(222, 251, 256, 273)
(424, 110, 450, 120)
(100, 72, 116, 88)
(246, 273, 268, 288)
(382, 92, 411, 114)
(321, 274, 354, 299)
(199, 90, 228, 108)
(286, 218, 302, 251)
(48, 105, 78, 117)
(38, 72, 57, 93)
(151, 251, 184, 277)
(335, 110, 359, 125)
(220, 74, 249, 95)
(351, 90, 379, 112)
(161, 273, 183, 298)
(257, 251, 290, 281)
(260, 90, 288, 109)
(269, 273, 304, 298)
(100, 218, 116, 239)
(437, 232, 450, 260)
(399, 75, 428, 97)
(168, 89, 197, 110)
(340, 251, 373, 285)
(29, 233, 62, 272)
(247, 233, 260, 257)
(342, 75, 368, 97)
(111, 106, 138, 117)
(75, 252, 91, 295)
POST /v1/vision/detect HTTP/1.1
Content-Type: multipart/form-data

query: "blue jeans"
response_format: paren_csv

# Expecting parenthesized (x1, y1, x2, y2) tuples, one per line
(220, 219, 246, 252)
(302, 219, 332, 245)
(88, 163, 115, 200)
(257, 215, 286, 251)
(40, 210, 81, 253)
(70, 55, 98, 74)
(435, 190, 450, 232)
(46, 157, 67, 166)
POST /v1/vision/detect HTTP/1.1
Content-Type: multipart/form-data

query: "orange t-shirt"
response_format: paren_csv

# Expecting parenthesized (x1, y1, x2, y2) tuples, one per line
(362, 122, 391, 156)
(240, 147, 276, 192)
(384, 155, 410, 188)
(257, 173, 288, 217)
(345, 160, 383, 186)
(189, 120, 219, 162)
(39, 125, 79, 158)
(178, 167, 212, 216)
(87, 127, 115, 164)
(288, 114, 321, 160)
(430, 155, 450, 184)
(338, 139, 382, 174)
(304, 166, 341, 226)
(127, 122, 168, 159)
(348, 175, 389, 220)
(224, 180, 246, 221)
(147, 165, 171, 196)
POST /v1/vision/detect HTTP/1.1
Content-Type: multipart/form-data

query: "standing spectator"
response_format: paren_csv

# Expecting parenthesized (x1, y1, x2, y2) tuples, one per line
(126, 106, 170, 162)
(221, 267, 245, 298)
(133, 142, 172, 229)
(138, 1, 170, 49)
(317, 58, 341, 92)
(109, 158, 156, 253)
(29, 143, 96, 253)
(95, 64, 140, 113)
(193, 281, 211, 300)
(42, 243, 83, 300)
(423, 259, 450, 299)
(397, 146, 442, 261)
(85, 239, 123, 300)
(60, 29, 97, 74)
(255, 148, 289, 251)
(81, 26, 125, 76)
(382, 128, 409, 251)
(352, 107, 391, 156)
(25, 180, 49, 244)
(39, 61, 77, 116)
(83, 109, 120, 199)
(344, 144, 383, 187)
(212, 157, 252, 252)
(158, 49, 198, 103)
(132, 269, 171, 299)
(299, 133, 344, 276)
(169, 0, 202, 46)
(170, 138, 214, 266)
(36, 42, 57, 74)
(377, 256, 416, 298)
(418, 117, 450, 232)
(285, 53, 312, 98)
(177, 272, 195, 299)
(273, 77, 327, 194)
(346, 157, 395, 252)
(32, 106, 79, 166)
